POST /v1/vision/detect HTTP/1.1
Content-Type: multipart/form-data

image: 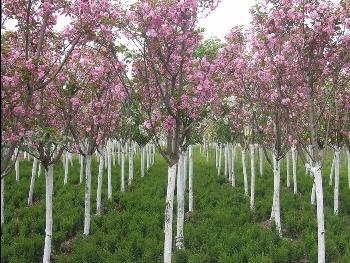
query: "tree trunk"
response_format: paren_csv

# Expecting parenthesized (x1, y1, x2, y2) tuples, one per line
(242, 147, 248, 196)
(286, 150, 290, 188)
(292, 146, 298, 194)
(1, 177, 4, 225)
(164, 164, 177, 263)
(183, 149, 188, 192)
(224, 143, 228, 177)
(228, 143, 232, 183)
(43, 164, 53, 263)
(231, 144, 236, 187)
(96, 152, 104, 215)
(107, 141, 112, 199)
(28, 157, 38, 206)
(37, 163, 42, 178)
(189, 145, 193, 212)
(311, 181, 316, 205)
(218, 144, 222, 176)
(347, 149, 350, 189)
(147, 144, 150, 171)
(329, 154, 335, 186)
(259, 146, 264, 176)
(271, 151, 282, 236)
(314, 163, 326, 263)
(176, 153, 185, 250)
(121, 144, 125, 192)
(215, 144, 218, 168)
(141, 146, 145, 177)
(128, 141, 133, 186)
(64, 152, 69, 185)
(15, 148, 20, 181)
(79, 155, 84, 185)
(84, 154, 92, 235)
(334, 147, 340, 215)
(118, 141, 121, 165)
(250, 144, 255, 210)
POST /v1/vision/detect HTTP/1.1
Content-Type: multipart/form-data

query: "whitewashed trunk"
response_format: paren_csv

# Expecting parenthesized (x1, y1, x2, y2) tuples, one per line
(231, 144, 236, 187)
(15, 149, 20, 181)
(286, 151, 291, 188)
(292, 146, 298, 194)
(218, 145, 222, 176)
(228, 143, 232, 183)
(118, 141, 121, 165)
(249, 144, 255, 210)
(215, 144, 219, 168)
(43, 165, 53, 263)
(79, 155, 84, 185)
(313, 163, 326, 263)
(146, 144, 150, 171)
(84, 154, 92, 235)
(224, 144, 228, 177)
(329, 154, 335, 186)
(141, 146, 145, 177)
(121, 144, 125, 192)
(334, 147, 340, 215)
(164, 164, 177, 263)
(311, 182, 316, 205)
(183, 149, 188, 191)
(107, 142, 112, 199)
(1, 177, 4, 225)
(242, 147, 248, 196)
(259, 146, 264, 176)
(28, 157, 38, 206)
(128, 141, 133, 186)
(37, 163, 42, 178)
(64, 152, 69, 185)
(96, 152, 104, 215)
(270, 152, 282, 236)
(112, 140, 116, 167)
(189, 146, 193, 212)
(176, 153, 185, 250)
(347, 149, 350, 189)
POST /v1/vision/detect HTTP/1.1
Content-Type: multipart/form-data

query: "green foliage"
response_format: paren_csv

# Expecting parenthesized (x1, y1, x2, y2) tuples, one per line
(1, 148, 350, 263)
(195, 37, 223, 60)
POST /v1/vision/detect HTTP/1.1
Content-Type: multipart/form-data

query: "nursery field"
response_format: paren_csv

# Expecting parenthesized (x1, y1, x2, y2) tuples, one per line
(1, 147, 350, 263)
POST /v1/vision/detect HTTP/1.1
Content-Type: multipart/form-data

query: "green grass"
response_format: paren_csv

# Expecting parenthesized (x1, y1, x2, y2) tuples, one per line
(1, 147, 350, 263)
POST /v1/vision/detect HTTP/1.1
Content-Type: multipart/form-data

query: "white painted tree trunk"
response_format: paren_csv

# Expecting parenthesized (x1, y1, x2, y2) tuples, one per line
(64, 152, 69, 185)
(121, 144, 125, 192)
(1, 177, 4, 225)
(146, 144, 150, 171)
(231, 144, 236, 187)
(224, 144, 228, 177)
(218, 144, 222, 176)
(249, 144, 255, 210)
(215, 144, 218, 168)
(15, 148, 20, 181)
(164, 164, 177, 263)
(176, 153, 185, 250)
(37, 163, 42, 178)
(107, 142, 112, 199)
(291, 146, 298, 194)
(241, 147, 248, 196)
(189, 145, 193, 212)
(28, 157, 38, 206)
(96, 152, 104, 215)
(259, 146, 264, 176)
(311, 182, 316, 205)
(84, 154, 92, 235)
(69, 152, 73, 167)
(334, 147, 340, 215)
(43, 165, 53, 263)
(329, 154, 335, 186)
(347, 149, 350, 189)
(228, 143, 232, 183)
(286, 150, 290, 188)
(79, 155, 84, 185)
(118, 141, 121, 165)
(141, 146, 145, 177)
(112, 140, 116, 167)
(24, 151, 27, 159)
(183, 149, 188, 192)
(313, 163, 326, 263)
(128, 141, 133, 186)
(270, 152, 282, 236)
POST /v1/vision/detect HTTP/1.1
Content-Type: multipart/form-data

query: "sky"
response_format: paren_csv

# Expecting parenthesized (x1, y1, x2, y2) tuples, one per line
(199, 0, 256, 40)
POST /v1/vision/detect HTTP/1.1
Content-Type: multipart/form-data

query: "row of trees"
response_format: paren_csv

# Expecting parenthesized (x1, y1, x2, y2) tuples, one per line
(1, 0, 349, 263)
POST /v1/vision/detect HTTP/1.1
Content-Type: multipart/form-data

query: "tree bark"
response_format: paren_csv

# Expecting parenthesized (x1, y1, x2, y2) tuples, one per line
(121, 143, 125, 192)
(164, 164, 177, 263)
(334, 147, 340, 215)
(15, 148, 20, 181)
(79, 155, 84, 185)
(259, 146, 264, 176)
(231, 144, 236, 187)
(292, 146, 298, 194)
(96, 152, 104, 215)
(107, 141, 112, 199)
(189, 145, 193, 212)
(64, 152, 69, 185)
(176, 153, 185, 249)
(43, 164, 53, 263)
(28, 157, 38, 206)
(250, 144, 255, 210)
(83, 154, 92, 235)
(271, 151, 282, 236)
(329, 154, 335, 186)
(242, 147, 248, 196)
